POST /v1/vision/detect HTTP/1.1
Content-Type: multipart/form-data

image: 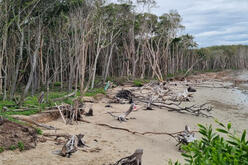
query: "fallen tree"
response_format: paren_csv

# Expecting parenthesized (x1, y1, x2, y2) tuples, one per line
(107, 103, 136, 121)
(79, 119, 197, 145)
(137, 97, 212, 117)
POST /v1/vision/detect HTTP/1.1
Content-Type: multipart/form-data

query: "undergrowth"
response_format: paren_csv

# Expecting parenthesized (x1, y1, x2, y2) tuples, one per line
(17, 141, 24, 151)
(0, 88, 105, 119)
(169, 121, 248, 165)
(0, 147, 4, 153)
(9, 145, 16, 151)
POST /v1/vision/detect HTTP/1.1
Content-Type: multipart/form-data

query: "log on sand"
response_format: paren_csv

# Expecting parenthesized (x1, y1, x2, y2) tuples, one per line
(111, 149, 143, 165)
(107, 103, 135, 121)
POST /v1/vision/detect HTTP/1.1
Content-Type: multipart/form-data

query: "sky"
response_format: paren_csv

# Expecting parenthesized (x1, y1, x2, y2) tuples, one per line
(150, 0, 248, 47)
(111, 0, 248, 47)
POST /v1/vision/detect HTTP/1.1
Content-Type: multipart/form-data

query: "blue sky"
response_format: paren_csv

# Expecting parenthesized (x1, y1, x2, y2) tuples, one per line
(113, 0, 248, 47)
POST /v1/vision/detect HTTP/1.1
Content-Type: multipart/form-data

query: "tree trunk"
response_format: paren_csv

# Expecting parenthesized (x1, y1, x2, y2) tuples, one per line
(10, 29, 24, 99)
(19, 24, 41, 106)
(104, 43, 114, 82)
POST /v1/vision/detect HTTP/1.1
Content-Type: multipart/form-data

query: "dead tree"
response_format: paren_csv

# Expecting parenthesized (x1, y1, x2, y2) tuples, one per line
(176, 125, 196, 150)
(53, 134, 86, 158)
(112, 149, 143, 165)
(55, 102, 84, 124)
(108, 103, 135, 121)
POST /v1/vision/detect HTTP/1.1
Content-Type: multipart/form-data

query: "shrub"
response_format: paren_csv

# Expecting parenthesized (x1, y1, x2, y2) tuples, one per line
(133, 80, 144, 87)
(54, 82, 61, 87)
(0, 147, 4, 153)
(17, 141, 24, 151)
(85, 88, 105, 97)
(172, 121, 248, 165)
(36, 128, 43, 135)
(9, 145, 16, 150)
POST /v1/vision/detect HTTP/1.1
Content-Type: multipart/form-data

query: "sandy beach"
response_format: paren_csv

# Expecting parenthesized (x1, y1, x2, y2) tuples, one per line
(1, 71, 248, 165)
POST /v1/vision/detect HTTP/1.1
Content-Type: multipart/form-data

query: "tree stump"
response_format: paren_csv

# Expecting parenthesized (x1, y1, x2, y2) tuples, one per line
(60, 134, 86, 158)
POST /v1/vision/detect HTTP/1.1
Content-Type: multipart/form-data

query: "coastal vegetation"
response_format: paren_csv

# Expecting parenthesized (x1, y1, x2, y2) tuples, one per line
(0, 0, 247, 164)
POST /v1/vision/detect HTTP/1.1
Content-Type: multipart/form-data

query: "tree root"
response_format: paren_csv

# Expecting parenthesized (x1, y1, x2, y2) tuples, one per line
(79, 119, 197, 143)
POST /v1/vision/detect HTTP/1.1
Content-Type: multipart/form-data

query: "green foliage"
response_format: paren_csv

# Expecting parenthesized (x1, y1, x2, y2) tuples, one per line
(133, 79, 150, 87)
(17, 141, 24, 151)
(85, 88, 105, 97)
(53, 82, 61, 87)
(36, 128, 43, 135)
(174, 121, 248, 165)
(0, 147, 4, 153)
(0, 100, 16, 110)
(133, 80, 144, 87)
(9, 145, 16, 151)
(0, 90, 78, 119)
(167, 73, 175, 78)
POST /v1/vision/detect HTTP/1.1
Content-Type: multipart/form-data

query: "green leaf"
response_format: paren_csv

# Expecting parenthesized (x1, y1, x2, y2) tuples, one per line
(182, 153, 192, 158)
(215, 119, 225, 128)
(241, 130, 246, 142)
(216, 128, 228, 134)
(227, 123, 231, 130)
(227, 140, 238, 146)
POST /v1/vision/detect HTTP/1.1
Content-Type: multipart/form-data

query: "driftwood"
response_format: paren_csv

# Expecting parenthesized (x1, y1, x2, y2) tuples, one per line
(107, 103, 135, 121)
(137, 98, 212, 117)
(165, 103, 213, 117)
(96, 123, 140, 134)
(43, 133, 71, 139)
(176, 125, 196, 150)
(111, 149, 143, 165)
(85, 108, 93, 116)
(79, 119, 197, 145)
(56, 103, 66, 124)
(13, 116, 58, 130)
(116, 90, 134, 100)
(55, 102, 84, 124)
(145, 95, 158, 110)
(51, 134, 86, 158)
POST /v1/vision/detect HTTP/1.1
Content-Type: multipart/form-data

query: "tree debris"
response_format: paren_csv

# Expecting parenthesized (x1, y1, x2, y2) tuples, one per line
(110, 149, 143, 165)
(107, 103, 135, 121)
(85, 108, 93, 116)
(187, 86, 196, 92)
(176, 125, 196, 149)
(55, 101, 84, 124)
(53, 134, 86, 158)
(116, 89, 134, 100)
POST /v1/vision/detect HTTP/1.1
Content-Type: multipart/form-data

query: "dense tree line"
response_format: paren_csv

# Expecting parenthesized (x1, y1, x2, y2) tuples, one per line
(196, 45, 248, 71)
(0, 0, 247, 103)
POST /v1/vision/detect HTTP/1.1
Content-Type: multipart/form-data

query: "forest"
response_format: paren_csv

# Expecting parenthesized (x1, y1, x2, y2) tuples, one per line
(0, 0, 248, 103)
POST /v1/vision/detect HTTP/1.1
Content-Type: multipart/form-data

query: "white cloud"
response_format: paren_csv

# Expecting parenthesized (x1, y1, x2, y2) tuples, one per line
(110, 0, 248, 47)
(152, 0, 248, 47)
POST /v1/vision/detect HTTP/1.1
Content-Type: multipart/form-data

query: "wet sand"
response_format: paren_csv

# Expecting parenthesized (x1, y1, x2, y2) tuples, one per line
(1, 71, 248, 165)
